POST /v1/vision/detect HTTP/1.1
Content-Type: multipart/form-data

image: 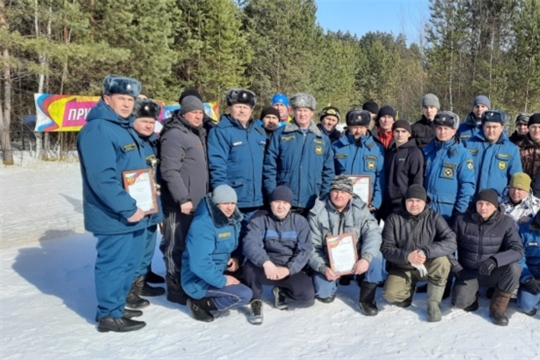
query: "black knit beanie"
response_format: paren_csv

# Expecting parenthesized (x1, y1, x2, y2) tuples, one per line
(405, 184, 427, 202)
(476, 189, 498, 208)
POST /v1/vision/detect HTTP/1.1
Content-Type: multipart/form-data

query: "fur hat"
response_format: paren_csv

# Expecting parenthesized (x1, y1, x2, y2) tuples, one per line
(226, 88, 257, 108)
(320, 106, 341, 122)
(422, 93, 440, 109)
(346, 109, 371, 127)
(133, 99, 162, 119)
(433, 111, 460, 130)
(481, 110, 506, 125)
(290, 93, 316, 111)
(102, 75, 141, 98)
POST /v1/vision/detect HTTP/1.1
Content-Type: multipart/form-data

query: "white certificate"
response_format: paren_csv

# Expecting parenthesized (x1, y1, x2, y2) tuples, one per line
(122, 169, 158, 215)
(348, 175, 372, 205)
(326, 232, 358, 275)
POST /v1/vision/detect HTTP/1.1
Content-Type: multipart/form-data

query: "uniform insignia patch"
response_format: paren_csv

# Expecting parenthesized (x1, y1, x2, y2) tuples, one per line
(313, 138, 324, 144)
(467, 159, 473, 170)
(499, 161, 506, 170)
(443, 168, 453, 178)
(218, 232, 231, 239)
(315, 145, 323, 155)
(334, 154, 348, 158)
(367, 161, 375, 170)
(282, 136, 295, 141)
(123, 143, 136, 151)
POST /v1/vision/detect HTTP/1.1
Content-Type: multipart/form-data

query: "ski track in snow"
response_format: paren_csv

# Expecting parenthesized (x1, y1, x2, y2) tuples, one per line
(1, 152, 540, 359)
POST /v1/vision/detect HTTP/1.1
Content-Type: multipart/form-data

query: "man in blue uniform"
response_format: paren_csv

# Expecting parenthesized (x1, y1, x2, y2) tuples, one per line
(77, 75, 149, 332)
(264, 93, 335, 215)
(457, 95, 490, 141)
(333, 109, 385, 213)
(465, 110, 522, 196)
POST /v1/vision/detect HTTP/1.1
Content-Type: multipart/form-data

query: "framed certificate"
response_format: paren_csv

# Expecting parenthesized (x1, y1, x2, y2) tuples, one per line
(122, 168, 159, 215)
(347, 175, 372, 205)
(326, 232, 358, 275)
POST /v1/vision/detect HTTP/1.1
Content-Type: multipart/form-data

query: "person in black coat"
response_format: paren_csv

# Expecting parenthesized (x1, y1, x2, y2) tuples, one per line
(411, 93, 440, 149)
(317, 106, 342, 143)
(381, 185, 457, 322)
(178, 89, 215, 136)
(450, 189, 524, 326)
(509, 113, 531, 145)
(381, 120, 424, 219)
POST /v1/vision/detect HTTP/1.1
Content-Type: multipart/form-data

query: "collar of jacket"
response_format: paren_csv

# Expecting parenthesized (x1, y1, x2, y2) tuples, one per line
(284, 119, 322, 137)
(471, 208, 503, 225)
(424, 136, 458, 154)
(419, 115, 434, 125)
(464, 112, 482, 127)
(203, 194, 243, 228)
(520, 133, 540, 148)
(340, 132, 375, 148)
(399, 203, 431, 220)
(391, 138, 416, 151)
(317, 123, 341, 138)
(474, 130, 509, 144)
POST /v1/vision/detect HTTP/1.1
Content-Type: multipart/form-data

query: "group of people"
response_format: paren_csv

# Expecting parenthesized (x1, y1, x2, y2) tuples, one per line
(77, 74, 540, 333)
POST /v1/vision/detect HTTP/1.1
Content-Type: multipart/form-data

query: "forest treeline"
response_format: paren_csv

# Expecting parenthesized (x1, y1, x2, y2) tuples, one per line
(1, 0, 540, 164)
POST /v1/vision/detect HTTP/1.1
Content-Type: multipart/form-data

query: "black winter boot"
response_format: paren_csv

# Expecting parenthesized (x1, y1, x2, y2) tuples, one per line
(463, 292, 479, 312)
(489, 288, 511, 326)
(166, 274, 189, 305)
(146, 267, 165, 283)
(97, 316, 146, 333)
(123, 309, 143, 319)
(126, 276, 150, 309)
(187, 297, 218, 322)
(359, 281, 379, 316)
(141, 279, 165, 297)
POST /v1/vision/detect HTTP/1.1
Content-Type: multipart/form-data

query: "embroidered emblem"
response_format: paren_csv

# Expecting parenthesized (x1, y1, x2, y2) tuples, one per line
(367, 161, 375, 170)
(443, 168, 453, 178)
(123, 143, 136, 151)
(315, 145, 323, 155)
(467, 159, 474, 170)
(499, 161, 506, 170)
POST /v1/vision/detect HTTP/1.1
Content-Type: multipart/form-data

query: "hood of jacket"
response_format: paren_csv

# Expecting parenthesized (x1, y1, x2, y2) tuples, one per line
(202, 194, 243, 228)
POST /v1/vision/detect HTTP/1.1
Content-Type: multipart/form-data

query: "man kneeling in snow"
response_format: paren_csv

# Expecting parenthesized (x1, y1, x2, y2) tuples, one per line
(381, 185, 457, 322)
(242, 186, 315, 325)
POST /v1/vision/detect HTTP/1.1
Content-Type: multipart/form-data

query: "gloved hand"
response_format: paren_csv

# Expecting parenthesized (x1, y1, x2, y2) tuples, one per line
(411, 263, 428, 277)
(522, 277, 540, 295)
(478, 258, 497, 276)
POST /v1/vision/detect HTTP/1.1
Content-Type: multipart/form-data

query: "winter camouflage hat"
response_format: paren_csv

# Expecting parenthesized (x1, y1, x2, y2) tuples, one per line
(330, 175, 354, 195)
(102, 75, 141, 98)
(290, 93, 317, 111)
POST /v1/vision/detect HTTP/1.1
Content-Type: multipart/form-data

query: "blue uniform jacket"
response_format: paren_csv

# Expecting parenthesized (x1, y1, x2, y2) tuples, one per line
(77, 99, 150, 235)
(263, 120, 335, 209)
(242, 210, 312, 275)
(519, 219, 540, 283)
(333, 133, 385, 209)
(464, 131, 522, 195)
(457, 113, 482, 141)
(423, 137, 476, 220)
(181, 194, 243, 299)
(137, 132, 163, 226)
(208, 115, 267, 208)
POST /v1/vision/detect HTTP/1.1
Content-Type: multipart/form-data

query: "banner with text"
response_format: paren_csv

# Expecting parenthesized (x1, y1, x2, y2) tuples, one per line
(34, 93, 219, 132)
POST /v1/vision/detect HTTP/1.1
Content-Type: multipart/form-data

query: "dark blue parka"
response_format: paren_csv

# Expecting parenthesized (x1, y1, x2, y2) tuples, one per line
(423, 137, 476, 221)
(519, 217, 540, 283)
(181, 194, 243, 299)
(207, 115, 267, 208)
(242, 210, 312, 275)
(77, 99, 150, 234)
(457, 113, 482, 141)
(464, 131, 522, 196)
(333, 132, 385, 209)
(263, 120, 335, 209)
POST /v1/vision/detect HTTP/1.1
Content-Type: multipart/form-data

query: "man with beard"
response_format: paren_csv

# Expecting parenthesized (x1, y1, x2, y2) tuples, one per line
(258, 106, 281, 138)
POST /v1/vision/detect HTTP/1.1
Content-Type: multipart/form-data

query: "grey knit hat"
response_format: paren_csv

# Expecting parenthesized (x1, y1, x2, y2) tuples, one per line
(405, 184, 427, 202)
(473, 95, 491, 109)
(422, 93, 440, 109)
(330, 175, 354, 195)
(226, 88, 257, 108)
(180, 95, 204, 115)
(212, 185, 237, 204)
(290, 93, 316, 111)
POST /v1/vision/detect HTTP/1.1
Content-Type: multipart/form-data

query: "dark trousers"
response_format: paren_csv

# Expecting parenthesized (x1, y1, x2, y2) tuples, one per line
(452, 262, 522, 309)
(243, 260, 314, 302)
(204, 284, 253, 310)
(160, 211, 193, 280)
(136, 225, 157, 278)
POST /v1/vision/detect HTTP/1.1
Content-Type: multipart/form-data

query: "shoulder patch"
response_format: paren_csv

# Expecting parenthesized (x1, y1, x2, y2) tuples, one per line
(466, 159, 474, 170)
(123, 143, 136, 152)
(218, 232, 231, 239)
(468, 149, 479, 155)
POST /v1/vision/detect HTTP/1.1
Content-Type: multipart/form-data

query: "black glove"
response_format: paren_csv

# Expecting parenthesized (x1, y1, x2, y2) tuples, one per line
(478, 258, 497, 276)
(522, 277, 540, 295)
(454, 268, 474, 280)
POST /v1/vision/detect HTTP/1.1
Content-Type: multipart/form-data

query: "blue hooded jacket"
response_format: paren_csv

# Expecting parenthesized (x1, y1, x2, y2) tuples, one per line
(464, 131, 522, 195)
(263, 120, 335, 209)
(423, 137, 476, 220)
(519, 218, 540, 283)
(207, 115, 267, 208)
(181, 194, 243, 299)
(332, 132, 385, 209)
(77, 99, 150, 234)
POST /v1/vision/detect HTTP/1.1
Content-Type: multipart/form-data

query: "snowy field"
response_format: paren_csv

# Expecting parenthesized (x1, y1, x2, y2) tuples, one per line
(1, 152, 540, 359)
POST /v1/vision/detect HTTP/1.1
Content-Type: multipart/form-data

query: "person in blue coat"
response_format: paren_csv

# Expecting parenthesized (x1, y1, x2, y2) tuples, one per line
(181, 185, 252, 322)
(457, 95, 491, 141)
(517, 212, 540, 316)
(424, 111, 476, 222)
(207, 89, 267, 223)
(333, 109, 385, 213)
(129, 99, 165, 304)
(263, 93, 335, 214)
(77, 75, 149, 333)
(464, 110, 523, 196)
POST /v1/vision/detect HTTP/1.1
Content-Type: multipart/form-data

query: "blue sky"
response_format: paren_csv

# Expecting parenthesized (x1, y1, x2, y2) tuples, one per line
(316, 0, 431, 44)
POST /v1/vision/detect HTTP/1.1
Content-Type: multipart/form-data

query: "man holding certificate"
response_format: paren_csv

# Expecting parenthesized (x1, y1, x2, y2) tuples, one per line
(308, 175, 385, 316)
(77, 75, 149, 332)
(381, 185, 457, 322)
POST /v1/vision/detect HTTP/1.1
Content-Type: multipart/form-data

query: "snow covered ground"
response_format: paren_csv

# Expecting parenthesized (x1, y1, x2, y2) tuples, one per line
(1, 152, 540, 359)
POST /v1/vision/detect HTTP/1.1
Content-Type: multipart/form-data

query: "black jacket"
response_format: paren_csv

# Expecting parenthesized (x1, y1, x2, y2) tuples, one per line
(381, 139, 424, 219)
(317, 123, 342, 144)
(159, 111, 208, 213)
(381, 203, 457, 268)
(509, 130, 525, 145)
(411, 115, 435, 150)
(450, 209, 524, 272)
